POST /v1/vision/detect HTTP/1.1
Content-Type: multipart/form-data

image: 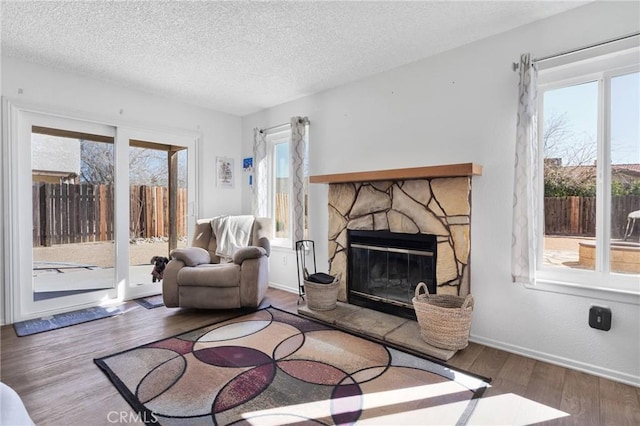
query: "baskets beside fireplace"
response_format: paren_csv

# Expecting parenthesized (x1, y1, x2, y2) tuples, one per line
(412, 282, 474, 350)
(295, 240, 339, 311)
(304, 277, 340, 311)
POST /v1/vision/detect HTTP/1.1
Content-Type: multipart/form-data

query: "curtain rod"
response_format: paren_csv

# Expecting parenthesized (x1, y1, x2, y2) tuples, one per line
(258, 117, 310, 133)
(258, 123, 289, 134)
(533, 32, 639, 64)
(513, 32, 640, 71)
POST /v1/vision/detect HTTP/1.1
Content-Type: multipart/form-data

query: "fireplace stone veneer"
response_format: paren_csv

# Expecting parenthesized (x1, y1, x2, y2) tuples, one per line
(326, 176, 473, 303)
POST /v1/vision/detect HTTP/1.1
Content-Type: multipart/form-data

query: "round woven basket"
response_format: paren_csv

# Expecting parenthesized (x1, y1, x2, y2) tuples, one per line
(412, 282, 474, 350)
(304, 278, 339, 311)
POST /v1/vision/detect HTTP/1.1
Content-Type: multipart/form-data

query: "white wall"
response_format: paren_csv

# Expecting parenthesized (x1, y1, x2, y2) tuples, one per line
(241, 1, 640, 385)
(1, 56, 245, 322)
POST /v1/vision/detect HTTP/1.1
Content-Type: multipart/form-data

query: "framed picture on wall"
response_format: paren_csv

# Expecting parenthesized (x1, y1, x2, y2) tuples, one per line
(216, 156, 234, 189)
(242, 157, 253, 172)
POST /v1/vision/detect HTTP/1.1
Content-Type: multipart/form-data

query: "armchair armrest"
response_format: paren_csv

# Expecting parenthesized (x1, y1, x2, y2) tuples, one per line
(170, 247, 211, 266)
(233, 246, 267, 264)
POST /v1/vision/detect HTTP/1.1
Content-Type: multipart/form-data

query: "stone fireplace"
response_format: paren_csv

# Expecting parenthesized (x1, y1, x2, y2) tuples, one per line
(310, 163, 482, 318)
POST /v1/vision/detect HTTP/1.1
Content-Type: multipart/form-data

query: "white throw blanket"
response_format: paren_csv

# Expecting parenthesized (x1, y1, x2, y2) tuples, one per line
(211, 215, 255, 261)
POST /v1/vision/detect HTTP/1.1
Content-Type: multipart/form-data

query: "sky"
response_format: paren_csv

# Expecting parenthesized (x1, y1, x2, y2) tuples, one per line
(543, 71, 639, 165)
(611, 72, 640, 164)
(276, 142, 289, 178)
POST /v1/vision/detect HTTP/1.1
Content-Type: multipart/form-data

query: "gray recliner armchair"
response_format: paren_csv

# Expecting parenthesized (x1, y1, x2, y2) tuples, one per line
(162, 216, 271, 309)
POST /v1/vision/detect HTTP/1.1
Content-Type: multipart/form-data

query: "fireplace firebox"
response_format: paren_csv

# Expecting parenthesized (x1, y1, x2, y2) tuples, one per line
(347, 230, 437, 320)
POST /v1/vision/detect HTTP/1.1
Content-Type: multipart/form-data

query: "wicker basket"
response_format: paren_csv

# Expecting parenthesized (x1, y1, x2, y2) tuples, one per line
(304, 278, 339, 311)
(412, 282, 474, 350)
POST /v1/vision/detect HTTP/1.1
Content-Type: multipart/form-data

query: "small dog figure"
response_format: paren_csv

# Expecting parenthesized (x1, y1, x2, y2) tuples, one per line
(151, 256, 170, 282)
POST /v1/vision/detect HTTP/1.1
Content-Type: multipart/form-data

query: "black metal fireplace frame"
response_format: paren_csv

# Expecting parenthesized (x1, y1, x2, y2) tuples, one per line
(347, 230, 437, 320)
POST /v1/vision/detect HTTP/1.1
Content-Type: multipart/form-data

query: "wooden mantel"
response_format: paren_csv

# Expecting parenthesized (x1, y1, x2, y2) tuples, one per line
(309, 162, 482, 184)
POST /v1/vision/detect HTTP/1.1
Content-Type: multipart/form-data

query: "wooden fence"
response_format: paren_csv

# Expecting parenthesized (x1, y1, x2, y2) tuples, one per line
(129, 185, 187, 240)
(274, 193, 309, 239)
(33, 183, 187, 246)
(544, 195, 640, 238)
(275, 193, 289, 238)
(36, 184, 636, 245)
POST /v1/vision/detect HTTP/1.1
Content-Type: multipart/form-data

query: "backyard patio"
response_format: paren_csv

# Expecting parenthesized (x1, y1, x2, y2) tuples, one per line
(32, 238, 186, 270)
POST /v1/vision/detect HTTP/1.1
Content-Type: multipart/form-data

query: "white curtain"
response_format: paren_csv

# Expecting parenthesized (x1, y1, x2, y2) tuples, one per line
(512, 53, 539, 284)
(290, 116, 309, 248)
(252, 128, 268, 217)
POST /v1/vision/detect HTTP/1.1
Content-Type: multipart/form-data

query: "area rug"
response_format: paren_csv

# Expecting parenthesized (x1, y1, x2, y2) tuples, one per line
(95, 307, 489, 425)
(14, 306, 122, 337)
(134, 294, 165, 309)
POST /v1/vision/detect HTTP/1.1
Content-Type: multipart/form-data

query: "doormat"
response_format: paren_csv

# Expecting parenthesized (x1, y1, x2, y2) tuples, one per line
(14, 306, 122, 337)
(95, 307, 490, 425)
(134, 294, 165, 309)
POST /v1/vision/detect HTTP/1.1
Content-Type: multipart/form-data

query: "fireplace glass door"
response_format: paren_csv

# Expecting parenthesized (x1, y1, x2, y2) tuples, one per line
(347, 230, 437, 319)
(350, 244, 434, 307)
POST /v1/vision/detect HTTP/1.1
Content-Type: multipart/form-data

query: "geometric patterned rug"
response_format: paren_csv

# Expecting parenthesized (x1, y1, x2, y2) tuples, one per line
(95, 307, 490, 425)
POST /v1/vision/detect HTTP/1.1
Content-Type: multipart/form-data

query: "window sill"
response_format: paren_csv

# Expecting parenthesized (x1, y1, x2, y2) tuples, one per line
(528, 273, 640, 305)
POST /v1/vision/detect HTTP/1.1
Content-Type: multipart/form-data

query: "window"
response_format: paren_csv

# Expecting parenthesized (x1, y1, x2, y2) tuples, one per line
(255, 118, 309, 248)
(266, 127, 292, 243)
(537, 44, 639, 294)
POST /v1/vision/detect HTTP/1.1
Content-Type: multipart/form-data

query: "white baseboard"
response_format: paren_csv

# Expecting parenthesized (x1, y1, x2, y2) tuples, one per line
(469, 333, 640, 387)
(268, 282, 299, 294)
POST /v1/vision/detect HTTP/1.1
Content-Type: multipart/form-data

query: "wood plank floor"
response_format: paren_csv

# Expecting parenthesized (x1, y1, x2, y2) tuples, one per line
(1, 287, 638, 425)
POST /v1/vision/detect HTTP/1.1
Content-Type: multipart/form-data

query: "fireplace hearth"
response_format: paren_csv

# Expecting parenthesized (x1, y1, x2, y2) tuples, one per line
(348, 230, 437, 320)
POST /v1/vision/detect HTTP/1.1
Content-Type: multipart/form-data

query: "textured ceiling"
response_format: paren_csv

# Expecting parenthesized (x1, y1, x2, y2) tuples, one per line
(1, 1, 588, 116)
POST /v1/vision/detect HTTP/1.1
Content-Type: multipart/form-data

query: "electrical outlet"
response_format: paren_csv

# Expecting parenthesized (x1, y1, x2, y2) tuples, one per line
(589, 306, 612, 331)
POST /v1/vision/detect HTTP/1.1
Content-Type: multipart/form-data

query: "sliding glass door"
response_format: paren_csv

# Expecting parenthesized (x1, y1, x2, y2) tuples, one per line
(10, 111, 117, 320)
(7, 108, 198, 322)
